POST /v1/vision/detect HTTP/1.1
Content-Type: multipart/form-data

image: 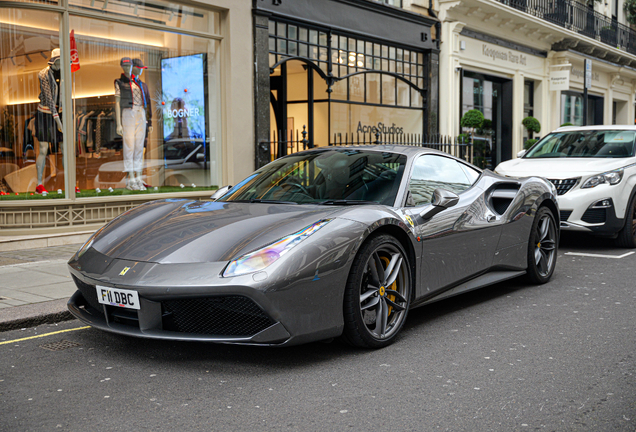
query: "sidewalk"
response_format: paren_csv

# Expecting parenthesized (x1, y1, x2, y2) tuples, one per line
(0, 244, 84, 331)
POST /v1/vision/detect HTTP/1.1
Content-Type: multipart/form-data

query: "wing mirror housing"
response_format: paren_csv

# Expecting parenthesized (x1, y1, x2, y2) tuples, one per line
(517, 149, 527, 158)
(419, 188, 459, 221)
(210, 185, 232, 201)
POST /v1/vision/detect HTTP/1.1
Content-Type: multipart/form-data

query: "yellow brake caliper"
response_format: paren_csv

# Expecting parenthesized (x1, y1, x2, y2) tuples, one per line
(380, 256, 397, 316)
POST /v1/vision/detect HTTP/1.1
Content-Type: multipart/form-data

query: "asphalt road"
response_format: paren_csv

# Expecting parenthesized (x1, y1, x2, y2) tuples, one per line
(1, 233, 635, 431)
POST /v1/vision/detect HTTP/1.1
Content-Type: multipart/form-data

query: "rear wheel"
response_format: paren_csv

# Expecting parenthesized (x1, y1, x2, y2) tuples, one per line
(526, 207, 558, 284)
(342, 235, 411, 348)
(616, 191, 636, 248)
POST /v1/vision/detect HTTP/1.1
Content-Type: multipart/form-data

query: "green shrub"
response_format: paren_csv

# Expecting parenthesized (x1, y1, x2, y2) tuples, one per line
(460, 109, 484, 129)
(560, 122, 573, 127)
(457, 133, 470, 144)
(522, 116, 541, 139)
(524, 138, 538, 150)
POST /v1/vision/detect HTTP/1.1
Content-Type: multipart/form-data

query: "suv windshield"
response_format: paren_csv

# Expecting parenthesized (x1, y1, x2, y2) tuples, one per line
(525, 130, 636, 158)
(219, 149, 407, 205)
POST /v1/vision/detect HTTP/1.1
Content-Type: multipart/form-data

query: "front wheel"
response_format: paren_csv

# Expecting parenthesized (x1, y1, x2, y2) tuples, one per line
(526, 207, 558, 284)
(342, 234, 411, 349)
(616, 191, 636, 248)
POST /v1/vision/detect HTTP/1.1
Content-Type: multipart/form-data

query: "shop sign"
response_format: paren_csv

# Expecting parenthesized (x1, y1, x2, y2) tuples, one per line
(549, 70, 570, 91)
(356, 122, 404, 134)
(571, 67, 600, 83)
(482, 45, 527, 66)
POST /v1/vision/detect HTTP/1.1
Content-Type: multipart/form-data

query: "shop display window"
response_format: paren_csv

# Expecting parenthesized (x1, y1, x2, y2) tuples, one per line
(69, 15, 221, 196)
(69, 0, 218, 34)
(0, 3, 221, 201)
(0, 8, 66, 199)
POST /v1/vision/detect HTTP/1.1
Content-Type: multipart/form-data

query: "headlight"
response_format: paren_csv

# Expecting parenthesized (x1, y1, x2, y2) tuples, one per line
(581, 169, 624, 189)
(222, 219, 332, 277)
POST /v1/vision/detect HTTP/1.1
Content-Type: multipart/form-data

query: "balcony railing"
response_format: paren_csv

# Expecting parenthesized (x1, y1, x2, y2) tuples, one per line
(500, 0, 636, 55)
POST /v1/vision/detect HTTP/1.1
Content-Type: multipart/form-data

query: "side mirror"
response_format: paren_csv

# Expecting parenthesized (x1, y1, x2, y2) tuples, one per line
(419, 188, 459, 220)
(210, 185, 232, 201)
(517, 149, 527, 158)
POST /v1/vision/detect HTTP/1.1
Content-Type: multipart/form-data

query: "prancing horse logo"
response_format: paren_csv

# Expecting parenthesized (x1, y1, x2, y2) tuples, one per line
(119, 267, 130, 276)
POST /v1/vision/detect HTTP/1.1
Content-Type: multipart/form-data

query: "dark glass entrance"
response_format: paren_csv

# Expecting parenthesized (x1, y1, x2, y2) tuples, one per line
(461, 71, 513, 169)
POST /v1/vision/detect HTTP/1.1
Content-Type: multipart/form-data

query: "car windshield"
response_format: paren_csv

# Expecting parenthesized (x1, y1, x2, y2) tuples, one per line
(525, 130, 636, 158)
(219, 149, 407, 205)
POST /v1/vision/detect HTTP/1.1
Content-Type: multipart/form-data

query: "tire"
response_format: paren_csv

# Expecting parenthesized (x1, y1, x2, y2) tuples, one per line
(526, 207, 558, 284)
(342, 234, 411, 349)
(616, 191, 636, 248)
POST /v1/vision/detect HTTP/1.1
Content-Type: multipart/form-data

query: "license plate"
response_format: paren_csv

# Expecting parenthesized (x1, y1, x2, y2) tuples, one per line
(96, 286, 140, 310)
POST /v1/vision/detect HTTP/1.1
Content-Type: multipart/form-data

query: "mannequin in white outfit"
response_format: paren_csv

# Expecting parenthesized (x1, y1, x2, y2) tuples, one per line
(114, 57, 152, 190)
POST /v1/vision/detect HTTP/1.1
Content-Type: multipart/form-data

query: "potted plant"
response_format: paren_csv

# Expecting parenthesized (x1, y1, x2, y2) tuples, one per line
(461, 109, 485, 167)
(522, 116, 541, 140)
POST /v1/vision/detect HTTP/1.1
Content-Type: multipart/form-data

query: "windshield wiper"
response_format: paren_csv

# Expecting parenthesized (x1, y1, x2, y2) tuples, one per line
(317, 200, 378, 205)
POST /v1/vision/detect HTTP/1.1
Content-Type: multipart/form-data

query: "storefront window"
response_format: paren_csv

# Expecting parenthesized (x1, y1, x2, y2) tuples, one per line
(561, 91, 603, 126)
(268, 19, 424, 87)
(69, 15, 221, 195)
(69, 0, 218, 34)
(0, 8, 66, 199)
(331, 102, 423, 141)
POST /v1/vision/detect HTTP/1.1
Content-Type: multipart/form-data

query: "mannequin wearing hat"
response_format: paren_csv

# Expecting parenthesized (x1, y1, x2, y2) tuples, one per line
(34, 48, 63, 194)
(114, 57, 152, 190)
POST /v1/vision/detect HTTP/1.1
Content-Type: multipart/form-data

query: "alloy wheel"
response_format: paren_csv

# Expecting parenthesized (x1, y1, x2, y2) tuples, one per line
(534, 213, 557, 277)
(359, 244, 409, 340)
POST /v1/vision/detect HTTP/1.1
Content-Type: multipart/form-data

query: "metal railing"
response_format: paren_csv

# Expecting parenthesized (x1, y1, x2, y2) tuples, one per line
(255, 127, 474, 168)
(501, 0, 636, 54)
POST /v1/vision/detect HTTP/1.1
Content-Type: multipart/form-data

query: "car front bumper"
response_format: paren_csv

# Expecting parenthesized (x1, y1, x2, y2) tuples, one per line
(67, 249, 350, 346)
(557, 185, 625, 236)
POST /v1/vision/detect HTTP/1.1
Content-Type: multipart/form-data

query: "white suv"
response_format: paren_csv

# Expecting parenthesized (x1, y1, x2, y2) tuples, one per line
(495, 125, 636, 248)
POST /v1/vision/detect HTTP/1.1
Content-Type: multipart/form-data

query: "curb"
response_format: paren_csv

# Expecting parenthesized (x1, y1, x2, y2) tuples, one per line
(0, 299, 75, 332)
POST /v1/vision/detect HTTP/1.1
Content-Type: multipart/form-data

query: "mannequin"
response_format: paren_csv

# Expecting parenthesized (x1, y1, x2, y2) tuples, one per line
(35, 48, 63, 194)
(114, 57, 152, 190)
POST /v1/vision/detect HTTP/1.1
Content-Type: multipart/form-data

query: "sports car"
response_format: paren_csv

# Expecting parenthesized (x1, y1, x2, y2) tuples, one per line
(67, 145, 559, 348)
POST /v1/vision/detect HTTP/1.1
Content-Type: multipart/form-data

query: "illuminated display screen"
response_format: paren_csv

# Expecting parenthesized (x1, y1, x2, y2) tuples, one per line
(160, 53, 206, 142)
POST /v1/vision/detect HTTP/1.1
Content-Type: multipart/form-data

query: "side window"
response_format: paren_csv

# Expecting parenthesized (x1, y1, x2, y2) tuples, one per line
(459, 163, 481, 183)
(409, 155, 473, 206)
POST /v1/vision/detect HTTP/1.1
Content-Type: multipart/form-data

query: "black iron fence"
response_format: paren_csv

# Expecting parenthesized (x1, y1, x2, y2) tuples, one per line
(255, 127, 474, 169)
(502, 0, 636, 54)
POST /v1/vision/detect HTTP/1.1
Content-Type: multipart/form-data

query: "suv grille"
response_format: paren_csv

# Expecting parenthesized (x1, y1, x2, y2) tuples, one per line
(548, 178, 579, 195)
(162, 296, 275, 337)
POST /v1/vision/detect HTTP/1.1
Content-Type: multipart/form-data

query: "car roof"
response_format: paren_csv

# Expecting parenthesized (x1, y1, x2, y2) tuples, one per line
(555, 125, 636, 132)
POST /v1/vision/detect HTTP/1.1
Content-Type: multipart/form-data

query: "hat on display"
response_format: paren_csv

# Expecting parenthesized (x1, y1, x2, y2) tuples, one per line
(133, 58, 147, 69)
(120, 57, 133, 67)
(48, 48, 60, 65)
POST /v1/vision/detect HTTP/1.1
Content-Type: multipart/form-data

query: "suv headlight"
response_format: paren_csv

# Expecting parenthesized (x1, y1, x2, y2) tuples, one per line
(222, 219, 332, 277)
(581, 169, 624, 189)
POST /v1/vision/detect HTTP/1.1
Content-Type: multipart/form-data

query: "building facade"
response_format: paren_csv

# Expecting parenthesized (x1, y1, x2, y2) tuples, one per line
(253, 0, 439, 166)
(0, 0, 253, 234)
(432, 0, 636, 169)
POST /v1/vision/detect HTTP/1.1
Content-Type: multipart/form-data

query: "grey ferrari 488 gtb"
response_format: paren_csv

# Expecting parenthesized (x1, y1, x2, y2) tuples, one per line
(68, 146, 559, 348)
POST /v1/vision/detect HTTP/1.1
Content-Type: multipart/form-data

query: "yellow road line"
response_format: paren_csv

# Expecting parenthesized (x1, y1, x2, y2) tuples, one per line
(0, 326, 91, 345)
